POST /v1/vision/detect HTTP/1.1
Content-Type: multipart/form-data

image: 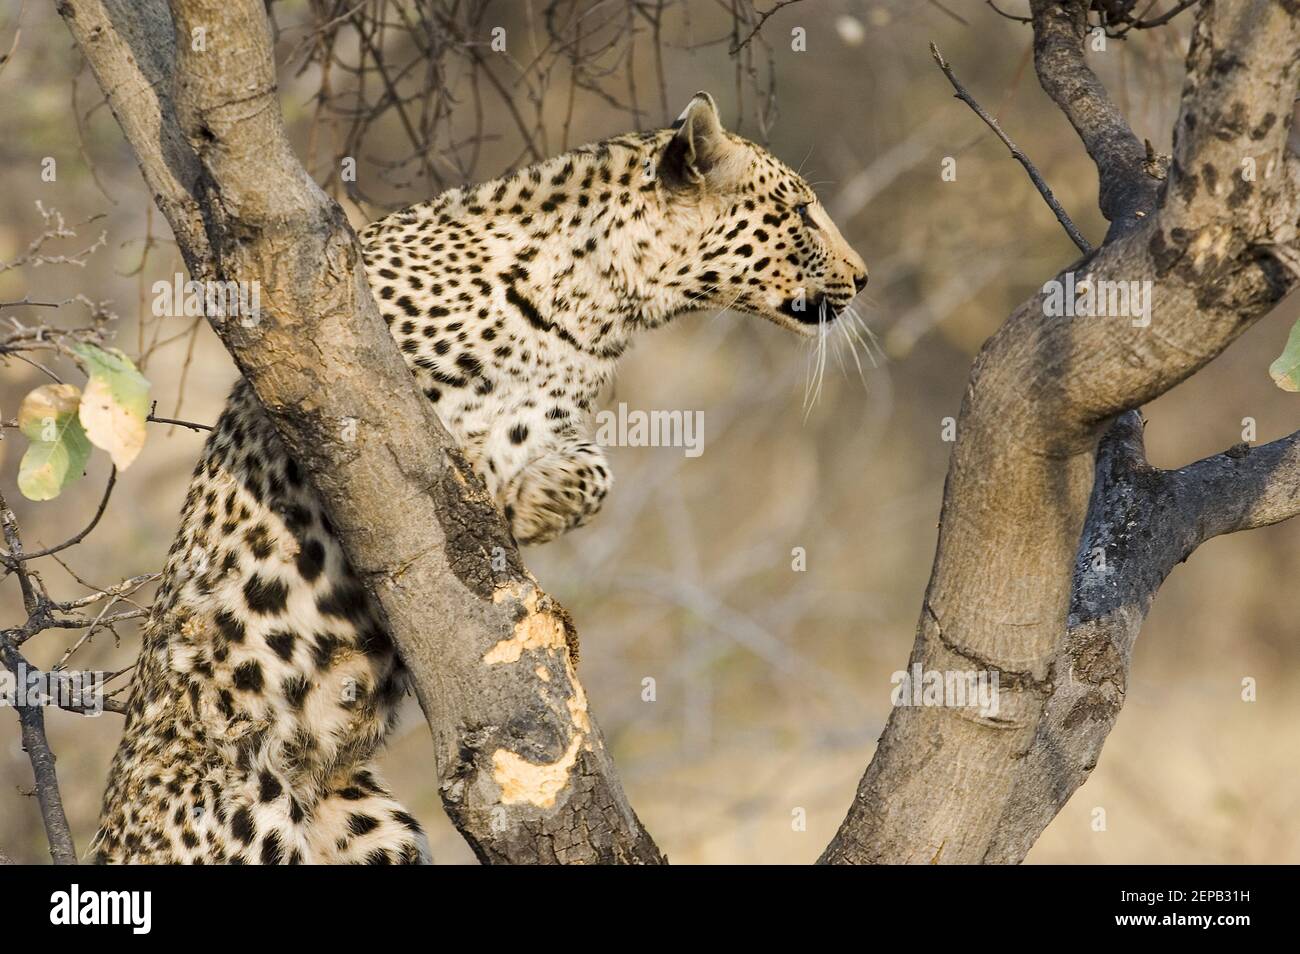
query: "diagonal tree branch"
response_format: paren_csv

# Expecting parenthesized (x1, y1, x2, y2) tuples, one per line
(1170, 428, 1300, 537)
(4, 468, 116, 563)
(57, 0, 663, 864)
(1029, 0, 1161, 240)
(55, 0, 213, 277)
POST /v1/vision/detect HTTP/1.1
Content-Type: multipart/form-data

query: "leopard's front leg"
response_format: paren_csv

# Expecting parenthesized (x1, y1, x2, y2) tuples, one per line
(503, 438, 612, 545)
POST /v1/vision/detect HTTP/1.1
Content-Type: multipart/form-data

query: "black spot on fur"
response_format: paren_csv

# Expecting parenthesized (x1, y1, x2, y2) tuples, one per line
(317, 580, 370, 623)
(231, 807, 255, 845)
(283, 675, 310, 709)
(348, 813, 380, 837)
(311, 632, 343, 670)
(259, 771, 283, 802)
(392, 810, 424, 833)
(233, 661, 264, 693)
(260, 832, 284, 864)
(214, 610, 246, 643)
(296, 539, 325, 581)
(243, 574, 288, 614)
(266, 629, 296, 662)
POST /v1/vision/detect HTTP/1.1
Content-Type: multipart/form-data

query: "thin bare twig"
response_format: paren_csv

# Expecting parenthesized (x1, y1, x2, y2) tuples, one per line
(0, 0, 24, 79)
(4, 468, 117, 564)
(729, 0, 805, 56)
(928, 0, 970, 26)
(147, 401, 212, 432)
(930, 42, 1093, 255)
(987, 0, 1031, 24)
(0, 297, 72, 309)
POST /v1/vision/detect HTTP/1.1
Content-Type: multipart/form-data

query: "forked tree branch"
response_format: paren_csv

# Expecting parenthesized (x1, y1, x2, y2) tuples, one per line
(822, 0, 1300, 864)
(0, 634, 81, 864)
(985, 411, 1300, 860)
(0, 489, 77, 865)
(56, 0, 663, 864)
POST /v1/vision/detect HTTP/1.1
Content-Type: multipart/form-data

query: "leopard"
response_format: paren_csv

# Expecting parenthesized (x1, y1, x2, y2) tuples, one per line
(92, 92, 868, 864)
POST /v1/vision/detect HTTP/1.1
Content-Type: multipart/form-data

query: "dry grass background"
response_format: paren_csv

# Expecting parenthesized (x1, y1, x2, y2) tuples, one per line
(1, 0, 1296, 864)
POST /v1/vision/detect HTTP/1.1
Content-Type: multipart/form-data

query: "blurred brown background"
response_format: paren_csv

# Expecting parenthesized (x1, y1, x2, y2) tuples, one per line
(1, 0, 1296, 864)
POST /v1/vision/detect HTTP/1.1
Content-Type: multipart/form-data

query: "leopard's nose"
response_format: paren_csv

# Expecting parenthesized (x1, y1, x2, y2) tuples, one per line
(852, 271, 869, 294)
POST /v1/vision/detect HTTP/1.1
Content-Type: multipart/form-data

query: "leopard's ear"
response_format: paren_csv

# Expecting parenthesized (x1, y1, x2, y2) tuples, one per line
(661, 91, 734, 189)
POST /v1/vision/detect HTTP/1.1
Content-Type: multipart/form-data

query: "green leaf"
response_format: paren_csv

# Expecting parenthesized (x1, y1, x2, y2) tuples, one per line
(1269, 317, 1300, 392)
(16, 384, 93, 501)
(71, 342, 150, 469)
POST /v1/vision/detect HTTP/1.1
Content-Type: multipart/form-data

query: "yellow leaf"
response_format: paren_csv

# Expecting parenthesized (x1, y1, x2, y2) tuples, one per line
(16, 384, 92, 501)
(71, 343, 150, 470)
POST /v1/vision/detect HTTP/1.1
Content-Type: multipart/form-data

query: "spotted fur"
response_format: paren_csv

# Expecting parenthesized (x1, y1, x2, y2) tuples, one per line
(94, 92, 866, 863)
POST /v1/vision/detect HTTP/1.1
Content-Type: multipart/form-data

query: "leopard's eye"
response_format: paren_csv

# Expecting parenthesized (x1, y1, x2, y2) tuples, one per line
(795, 203, 817, 228)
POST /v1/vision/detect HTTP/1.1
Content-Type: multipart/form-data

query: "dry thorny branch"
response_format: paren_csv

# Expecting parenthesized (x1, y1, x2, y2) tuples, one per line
(0, 209, 192, 863)
(280, 0, 790, 205)
(988, 0, 1202, 35)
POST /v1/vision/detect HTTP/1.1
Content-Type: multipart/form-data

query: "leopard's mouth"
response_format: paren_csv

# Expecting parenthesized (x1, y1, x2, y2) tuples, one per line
(778, 292, 848, 328)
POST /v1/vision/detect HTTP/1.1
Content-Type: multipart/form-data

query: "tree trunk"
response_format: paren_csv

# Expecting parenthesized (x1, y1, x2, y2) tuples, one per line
(58, 0, 663, 864)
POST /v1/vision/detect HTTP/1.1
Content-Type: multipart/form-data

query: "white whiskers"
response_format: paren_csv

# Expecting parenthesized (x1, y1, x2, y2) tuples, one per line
(802, 298, 880, 417)
(802, 298, 831, 416)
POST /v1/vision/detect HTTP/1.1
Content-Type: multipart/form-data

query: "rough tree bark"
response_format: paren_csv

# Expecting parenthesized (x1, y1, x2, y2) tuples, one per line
(56, 0, 662, 864)
(821, 0, 1300, 864)
(985, 410, 1300, 861)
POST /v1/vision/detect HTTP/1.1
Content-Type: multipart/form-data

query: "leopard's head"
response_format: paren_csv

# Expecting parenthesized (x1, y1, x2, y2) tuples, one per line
(658, 92, 868, 336)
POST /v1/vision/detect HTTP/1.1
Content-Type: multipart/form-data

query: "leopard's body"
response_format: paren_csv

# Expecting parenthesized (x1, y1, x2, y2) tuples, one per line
(94, 94, 866, 863)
